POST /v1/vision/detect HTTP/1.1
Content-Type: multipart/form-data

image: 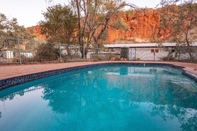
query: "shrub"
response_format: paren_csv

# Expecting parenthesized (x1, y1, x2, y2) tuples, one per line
(35, 43, 59, 62)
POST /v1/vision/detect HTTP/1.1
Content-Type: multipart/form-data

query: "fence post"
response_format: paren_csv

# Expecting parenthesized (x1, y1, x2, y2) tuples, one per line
(83, 45, 85, 60)
(178, 49, 180, 61)
(167, 48, 170, 61)
(18, 38, 22, 65)
(59, 43, 62, 62)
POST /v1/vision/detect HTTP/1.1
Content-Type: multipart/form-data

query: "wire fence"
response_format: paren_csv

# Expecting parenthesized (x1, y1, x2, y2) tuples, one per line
(0, 37, 197, 64)
(119, 47, 197, 62)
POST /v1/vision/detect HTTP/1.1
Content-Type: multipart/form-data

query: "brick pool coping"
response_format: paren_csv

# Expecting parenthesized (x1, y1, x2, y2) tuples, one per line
(0, 61, 197, 90)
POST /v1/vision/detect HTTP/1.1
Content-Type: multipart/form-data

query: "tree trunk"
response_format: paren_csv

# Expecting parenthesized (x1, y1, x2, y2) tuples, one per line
(75, 0, 84, 58)
(185, 33, 193, 62)
(93, 36, 99, 54)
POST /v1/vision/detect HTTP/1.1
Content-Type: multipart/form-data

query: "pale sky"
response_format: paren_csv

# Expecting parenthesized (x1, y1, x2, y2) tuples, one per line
(0, 0, 161, 27)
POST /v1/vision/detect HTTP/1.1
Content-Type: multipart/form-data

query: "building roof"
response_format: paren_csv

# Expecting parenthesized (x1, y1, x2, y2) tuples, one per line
(104, 42, 197, 48)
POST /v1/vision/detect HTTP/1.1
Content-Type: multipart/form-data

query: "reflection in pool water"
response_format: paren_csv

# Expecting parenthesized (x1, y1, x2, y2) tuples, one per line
(0, 65, 197, 131)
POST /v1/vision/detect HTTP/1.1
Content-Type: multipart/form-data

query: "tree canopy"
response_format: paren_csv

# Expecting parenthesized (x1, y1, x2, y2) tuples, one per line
(39, 4, 78, 44)
(0, 13, 34, 39)
(44, 0, 137, 57)
(0, 13, 35, 53)
(69, 0, 137, 57)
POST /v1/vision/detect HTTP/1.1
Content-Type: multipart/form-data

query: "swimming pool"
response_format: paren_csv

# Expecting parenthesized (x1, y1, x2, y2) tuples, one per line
(0, 63, 197, 131)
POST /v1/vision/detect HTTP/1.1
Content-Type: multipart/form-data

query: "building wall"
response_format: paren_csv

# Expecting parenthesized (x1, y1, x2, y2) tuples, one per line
(135, 48, 168, 61)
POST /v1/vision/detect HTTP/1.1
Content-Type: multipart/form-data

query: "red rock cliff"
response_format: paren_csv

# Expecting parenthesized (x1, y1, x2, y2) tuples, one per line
(29, 9, 163, 43)
(27, 25, 46, 41)
(107, 9, 161, 43)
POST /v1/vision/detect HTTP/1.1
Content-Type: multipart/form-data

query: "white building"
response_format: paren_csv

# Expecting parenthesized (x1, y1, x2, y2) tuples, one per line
(2, 51, 14, 59)
(104, 43, 197, 61)
(20, 52, 33, 58)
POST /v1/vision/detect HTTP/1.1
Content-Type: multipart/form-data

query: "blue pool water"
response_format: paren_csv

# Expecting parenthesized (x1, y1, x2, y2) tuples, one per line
(1, 64, 197, 131)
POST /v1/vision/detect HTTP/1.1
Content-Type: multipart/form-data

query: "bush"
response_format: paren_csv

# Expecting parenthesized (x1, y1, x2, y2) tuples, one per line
(35, 43, 60, 62)
(161, 56, 175, 61)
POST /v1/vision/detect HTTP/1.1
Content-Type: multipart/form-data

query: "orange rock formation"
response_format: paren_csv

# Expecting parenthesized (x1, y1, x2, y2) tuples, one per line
(27, 25, 46, 41)
(29, 9, 164, 43)
(107, 9, 161, 43)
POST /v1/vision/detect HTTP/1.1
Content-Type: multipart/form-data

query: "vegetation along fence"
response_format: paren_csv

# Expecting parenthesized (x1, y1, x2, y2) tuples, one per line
(0, 37, 197, 64)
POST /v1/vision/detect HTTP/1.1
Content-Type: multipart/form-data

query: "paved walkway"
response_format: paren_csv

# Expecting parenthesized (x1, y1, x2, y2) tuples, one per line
(0, 61, 197, 80)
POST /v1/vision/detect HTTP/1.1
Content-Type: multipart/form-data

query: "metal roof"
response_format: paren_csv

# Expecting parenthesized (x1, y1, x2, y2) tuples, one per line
(104, 42, 197, 48)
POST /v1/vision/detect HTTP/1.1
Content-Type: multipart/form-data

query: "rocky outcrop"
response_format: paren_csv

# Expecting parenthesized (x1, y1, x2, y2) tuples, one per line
(107, 9, 161, 43)
(28, 9, 165, 43)
(27, 25, 46, 41)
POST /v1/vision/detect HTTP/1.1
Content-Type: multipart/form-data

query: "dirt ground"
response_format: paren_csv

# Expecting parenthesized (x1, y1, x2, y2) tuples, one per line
(0, 61, 197, 80)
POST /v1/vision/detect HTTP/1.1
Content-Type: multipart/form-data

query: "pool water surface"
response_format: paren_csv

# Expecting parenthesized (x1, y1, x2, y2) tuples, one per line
(0, 64, 197, 131)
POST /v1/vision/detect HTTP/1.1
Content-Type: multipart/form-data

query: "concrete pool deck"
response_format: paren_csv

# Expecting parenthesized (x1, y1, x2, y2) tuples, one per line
(0, 61, 197, 80)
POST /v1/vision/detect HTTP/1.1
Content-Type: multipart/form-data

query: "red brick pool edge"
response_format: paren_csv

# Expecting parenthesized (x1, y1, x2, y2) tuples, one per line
(0, 61, 197, 80)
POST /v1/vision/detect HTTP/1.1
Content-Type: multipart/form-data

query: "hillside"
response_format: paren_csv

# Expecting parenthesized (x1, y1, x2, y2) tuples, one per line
(28, 7, 197, 44)
(27, 25, 46, 41)
(107, 9, 161, 43)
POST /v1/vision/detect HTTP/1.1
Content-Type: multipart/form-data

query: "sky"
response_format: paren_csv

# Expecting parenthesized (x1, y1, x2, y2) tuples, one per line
(0, 0, 161, 28)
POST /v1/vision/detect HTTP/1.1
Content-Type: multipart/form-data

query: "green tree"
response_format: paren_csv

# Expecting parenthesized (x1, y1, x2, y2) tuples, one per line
(70, 0, 137, 56)
(0, 13, 35, 56)
(159, 0, 197, 61)
(0, 13, 7, 36)
(39, 4, 78, 57)
(0, 13, 35, 39)
(45, 0, 137, 57)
